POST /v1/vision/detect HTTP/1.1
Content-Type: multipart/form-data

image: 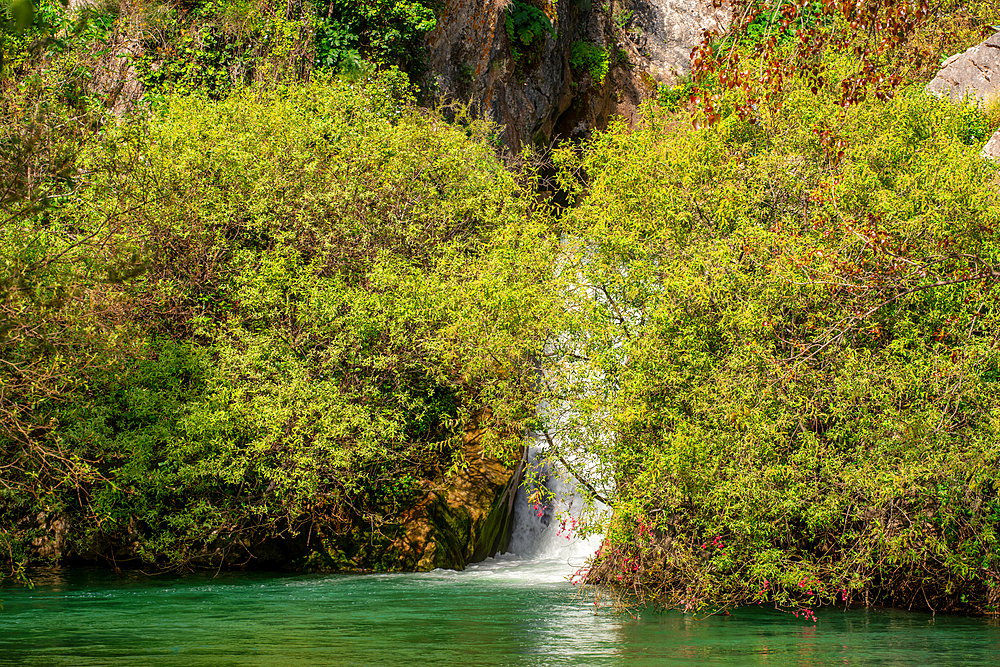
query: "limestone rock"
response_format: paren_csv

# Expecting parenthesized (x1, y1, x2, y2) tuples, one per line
(392, 416, 523, 571)
(926, 31, 1000, 161)
(425, 0, 727, 150)
(304, 412, 522, 573)
(64, 2, 145, 114)
(984, 129, 1000, 160)
(425, 0, 576, 149)
(629, 0, 729, 84)
(926, 31, 1000, 104)
(91, 31, 144, 115)
(31, 512, 69, 560)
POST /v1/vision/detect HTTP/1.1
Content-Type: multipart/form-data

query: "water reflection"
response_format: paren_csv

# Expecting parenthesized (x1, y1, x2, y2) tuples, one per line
(612, 605, 1000, 667)
(1, 567, 998, 666)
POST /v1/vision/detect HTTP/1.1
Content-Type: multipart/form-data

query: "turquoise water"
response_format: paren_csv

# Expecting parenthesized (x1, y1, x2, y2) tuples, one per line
(2, 558, 998, 666)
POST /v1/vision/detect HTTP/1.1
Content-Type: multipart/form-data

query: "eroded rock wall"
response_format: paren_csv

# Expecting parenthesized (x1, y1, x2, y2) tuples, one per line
(425, 0, 577, 148)
(308, 413, 522, 572)
(425, 0, 728, 149)
(629, 0, 729, 85)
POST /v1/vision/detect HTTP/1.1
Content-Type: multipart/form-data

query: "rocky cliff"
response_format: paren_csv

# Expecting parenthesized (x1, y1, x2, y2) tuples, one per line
(425, 0, 727, 149)
(72, 0, 726, 149)
(926, 30, 1000, 159)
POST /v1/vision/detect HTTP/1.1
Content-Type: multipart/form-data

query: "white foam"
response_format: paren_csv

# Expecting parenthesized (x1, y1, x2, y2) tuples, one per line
(496, 443, 604, 582)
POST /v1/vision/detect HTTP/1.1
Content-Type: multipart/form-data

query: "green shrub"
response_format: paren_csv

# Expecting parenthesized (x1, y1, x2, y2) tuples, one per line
(657, 78, 693, 110)
(956, 100, 992, 145)
(736, 0, 829, 47)
(314, 0, 437, 74)
(570, 41, 609, 85)
(505, 1, 554, 67)
(551, 83, 1000, 614)
(505, 2, 554, 46)
(1, 71, 558, 575)
(612, 8, 631, 31)
(123, 0, 318, 99)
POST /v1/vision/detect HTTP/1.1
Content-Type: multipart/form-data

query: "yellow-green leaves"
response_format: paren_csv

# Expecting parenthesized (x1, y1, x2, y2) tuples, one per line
(560, 83, 1000, 614)
(9, 0, 34, 31)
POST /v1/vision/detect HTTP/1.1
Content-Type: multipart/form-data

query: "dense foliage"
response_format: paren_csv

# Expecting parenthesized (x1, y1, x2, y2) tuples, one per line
(0, 0, 439, 104)
(691, 0, 998, 123)
(1, 70, 555, 575)
(3, 0, 1000, 619)
(314, 0, 437, 73)
(549, 77, 1000, 614)
(570, 41, 610, 86)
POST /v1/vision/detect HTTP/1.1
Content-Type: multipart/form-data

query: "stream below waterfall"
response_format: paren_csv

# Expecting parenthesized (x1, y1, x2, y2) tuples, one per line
(2, 457, 999, 666)
(3, 561, 999, 666)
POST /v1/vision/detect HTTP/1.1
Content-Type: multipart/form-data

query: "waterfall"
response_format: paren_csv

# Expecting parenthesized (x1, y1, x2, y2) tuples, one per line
(453, 437, 602, 585)
(403, 435, 600, 586)
(504, 439, 604, 564)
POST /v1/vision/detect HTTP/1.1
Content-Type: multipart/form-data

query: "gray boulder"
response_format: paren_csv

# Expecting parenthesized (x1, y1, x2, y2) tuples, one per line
(984, 130, 1000, 160)
(926, 31, 1000, 161)
(926, 31, 1000, 104)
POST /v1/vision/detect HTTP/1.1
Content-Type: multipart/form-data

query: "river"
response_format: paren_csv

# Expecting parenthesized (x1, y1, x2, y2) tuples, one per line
(2, 559, 999, 666)
(2, 454, 999, 665)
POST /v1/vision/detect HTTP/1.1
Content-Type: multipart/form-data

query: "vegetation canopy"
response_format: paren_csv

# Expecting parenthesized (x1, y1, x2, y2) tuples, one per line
(1, 0, 999, 619)
(691, 0, 999, 123)
(548, 71, 1000, 615)
(0, 68, 557, 577)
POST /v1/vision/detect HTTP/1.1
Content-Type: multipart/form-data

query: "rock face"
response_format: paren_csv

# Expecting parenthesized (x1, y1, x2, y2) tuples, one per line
(425, 0, 573, 149)
(31, 513, 69, 560)
(926, 31, 1000, 161)
(926, 31, 1000, 104)
(425, 0, 727, 149)
(984, 130, 1000, 160)
(394, 432, 523, 571)
(307, 414, 523, 572)
(629, 0, 729, 84)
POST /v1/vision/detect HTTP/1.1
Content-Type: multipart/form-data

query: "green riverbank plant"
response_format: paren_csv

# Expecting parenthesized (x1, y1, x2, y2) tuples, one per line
(549, 79, 1000, 614)
(0, 69, 558, 577)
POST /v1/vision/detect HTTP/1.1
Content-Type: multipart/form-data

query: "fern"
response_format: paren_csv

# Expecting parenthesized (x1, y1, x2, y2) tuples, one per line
(505, 2, 554, 48)
(570, 41, 609, 85)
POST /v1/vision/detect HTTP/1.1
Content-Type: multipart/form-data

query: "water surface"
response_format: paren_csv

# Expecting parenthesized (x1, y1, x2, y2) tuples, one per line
(2, 559, 998, 666)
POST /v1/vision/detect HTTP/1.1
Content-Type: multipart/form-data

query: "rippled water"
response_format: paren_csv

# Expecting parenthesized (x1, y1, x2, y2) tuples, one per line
(2, 558, 998, 666)
(4, 451, 999, 665)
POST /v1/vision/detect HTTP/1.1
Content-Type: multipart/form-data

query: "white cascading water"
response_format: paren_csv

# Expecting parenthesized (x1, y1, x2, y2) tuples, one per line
(442, 436, 604, 585)
(505, 442, 602, 562)
(457, 235, 611, 581)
